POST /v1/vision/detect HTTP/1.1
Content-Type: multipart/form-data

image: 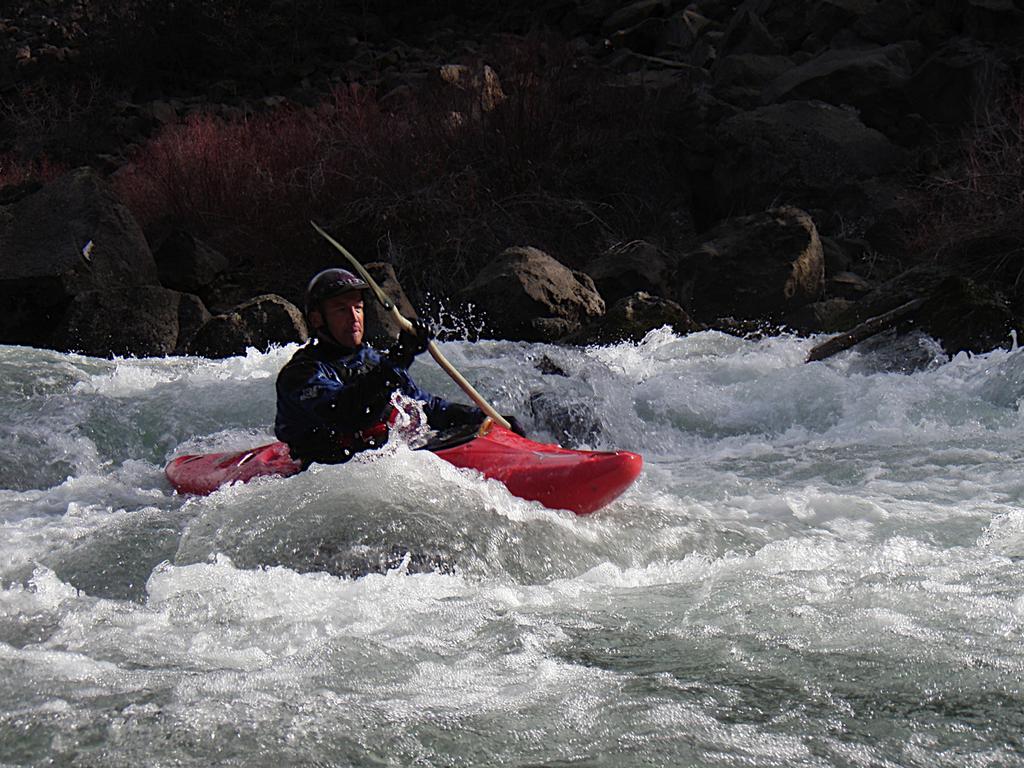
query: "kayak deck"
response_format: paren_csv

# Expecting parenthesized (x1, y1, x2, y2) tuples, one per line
(165, 425, 642, 515)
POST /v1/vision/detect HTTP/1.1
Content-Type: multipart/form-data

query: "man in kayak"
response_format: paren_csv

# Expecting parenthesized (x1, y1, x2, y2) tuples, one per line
(275, 268, 522, 466)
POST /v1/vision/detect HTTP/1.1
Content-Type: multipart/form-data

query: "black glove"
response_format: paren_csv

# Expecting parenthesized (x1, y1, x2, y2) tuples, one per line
(503, 414, 527, 437)
(391, 317, 433, 368)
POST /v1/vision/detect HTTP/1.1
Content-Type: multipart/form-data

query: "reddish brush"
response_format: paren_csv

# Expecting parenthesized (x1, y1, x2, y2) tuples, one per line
(0, 154, 64, 190)
(113, 38, 691, 300)
(909, 89, 1024, 264)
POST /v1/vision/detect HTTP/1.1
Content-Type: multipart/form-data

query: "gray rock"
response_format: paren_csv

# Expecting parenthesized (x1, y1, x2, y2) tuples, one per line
(853, 0, 920, 45)
(602, 0, 669, 34)
(584, 240, 674, 305)
(918, 276, 1018, 355)
(154, 230, 229, 294)
(678, 206, 825, 321)
(963, 0, 1024, 43)
(720, 8, 786, 56)
(762, 44, 912, 131)
(713, 53, 795, 89)
(907, 38, 1008, 126)
(0, 167, 159, 347)
(567, 292, 700, 345)
(785, 297, 858, 334)
(807, 0, 877, 44)
(711, 100, 908, 217)
(459, 246, 605, 342)
(186, 294, 308, 358)
(50, 286, 210, 358)
(852, 266, 1020, 355)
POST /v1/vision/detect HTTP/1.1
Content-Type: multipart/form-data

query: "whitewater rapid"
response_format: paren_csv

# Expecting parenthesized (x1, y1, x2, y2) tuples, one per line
(1, 328, 1022, 766)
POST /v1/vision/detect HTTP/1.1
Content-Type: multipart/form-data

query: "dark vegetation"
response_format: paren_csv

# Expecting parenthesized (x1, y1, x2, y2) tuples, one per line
(112, 44, 690, 300)
(2, 1, 693, 303)
(909, 90, 1024, 292)
(4, 0, 1024, 355)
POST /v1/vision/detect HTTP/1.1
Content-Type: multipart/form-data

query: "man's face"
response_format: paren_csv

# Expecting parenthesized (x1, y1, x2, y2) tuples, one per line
(312, 291, 364, 347)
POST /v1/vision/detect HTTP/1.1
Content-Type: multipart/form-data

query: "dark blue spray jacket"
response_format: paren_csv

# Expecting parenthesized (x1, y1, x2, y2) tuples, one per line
(275, 338, 483, 464)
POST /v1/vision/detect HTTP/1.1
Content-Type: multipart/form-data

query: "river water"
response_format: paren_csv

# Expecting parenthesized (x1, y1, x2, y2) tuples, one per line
(1, 328, 1022, 767)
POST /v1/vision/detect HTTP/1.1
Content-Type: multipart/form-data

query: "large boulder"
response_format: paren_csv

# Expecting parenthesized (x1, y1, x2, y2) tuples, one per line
(853, 0, 925, 45)
(566, 292, 700, 345)
(677, 206, 825, 321)
(50, 286, 210, 358)
(459, 246, 605, 342)
(850, 264, 1020, 355)
(806, 0, 878, 46)
(153, 230, 229, 294)
(601, 0, 669, 34)
(906, 39, 1009, 126)
(0, 167, 159, 347)
(917, 276, 1018, 355)
(186, 294, 307, 358)
(719, 8, 787, 56)
(583, 241, 674, 305)
(963, 0, 1024, 43)
(363, 262, 417, 345)
(712, 53, 795, 106)
(711, 100, 908, 218)
(761, 44, 913, 134)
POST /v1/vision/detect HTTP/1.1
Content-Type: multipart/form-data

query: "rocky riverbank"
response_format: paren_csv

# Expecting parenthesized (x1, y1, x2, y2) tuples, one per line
(2, 1, 1024, 360)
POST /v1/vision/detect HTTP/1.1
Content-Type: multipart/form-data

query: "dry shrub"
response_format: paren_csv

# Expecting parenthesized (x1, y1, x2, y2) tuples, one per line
(1, 77, 123, 164)
(0, 154, 64, 190)
(911, 89, 1024, 286)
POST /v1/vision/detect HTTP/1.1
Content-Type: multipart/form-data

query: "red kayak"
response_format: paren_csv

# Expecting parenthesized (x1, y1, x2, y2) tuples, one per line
(165, 423, 642, 515)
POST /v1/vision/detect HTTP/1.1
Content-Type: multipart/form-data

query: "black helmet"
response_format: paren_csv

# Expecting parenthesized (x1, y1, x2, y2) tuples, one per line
(304, 268, 369, 317)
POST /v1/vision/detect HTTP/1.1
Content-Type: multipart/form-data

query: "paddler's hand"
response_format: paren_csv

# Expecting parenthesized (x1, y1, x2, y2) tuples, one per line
(392, 317, 433, 368)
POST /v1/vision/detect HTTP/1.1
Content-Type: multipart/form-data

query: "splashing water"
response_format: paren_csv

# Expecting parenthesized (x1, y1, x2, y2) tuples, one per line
(1, 329, 1023, 767)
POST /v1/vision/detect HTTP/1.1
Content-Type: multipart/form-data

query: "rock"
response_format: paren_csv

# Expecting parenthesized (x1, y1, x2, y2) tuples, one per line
(459, 246, 605, 342)
(186, 294, 308, 358)
(566, 292, 700, 344)
(0, 167, 159, 348)
(713, 52, 794, 89)
(583, 240, 673, 305)
(186, 314, 250, 359)
(677, 206, 825, 321)
(719, 8, 786, 56)
(50, 286, 210, 358)
(576, 0, 631, 29)
(728, 0, 861, 51)
(761, 44, 912, 133)
(608, 17, 671, 56)
(853, 0, 921, 44)
(153, 230, 229, 294)
(529, 390, 603, 448)
(0, 179, 42, 206)
(963, 0, 1024, 43)
(602, 1, 669, 34)
(438, 63, 506, 113)
(144, 100, 178, 125)
(363, 262, 417, 344)
(917, 276, 1017, 355)
(852, 264, 951, 320)
(849, 266, 1020, 355)
(785, 297, 858, 334)
(711, 100, 908, 218)
(829, 270, 872, 299)
(807, 0, 877, 45)
(906, 38, 1008, 126)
